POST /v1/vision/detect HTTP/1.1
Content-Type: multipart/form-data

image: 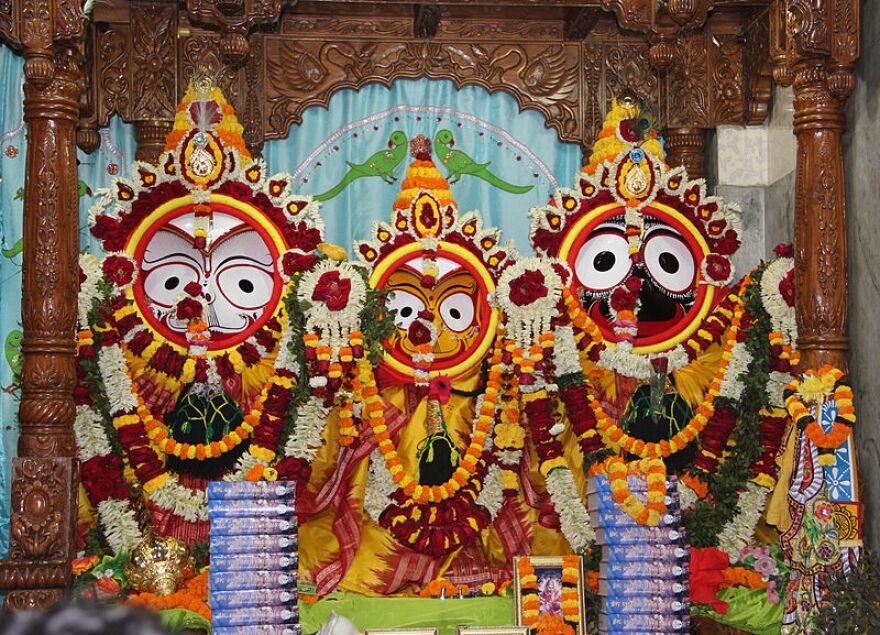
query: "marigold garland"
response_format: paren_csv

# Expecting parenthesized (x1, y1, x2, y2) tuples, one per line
(358, 329, 504, 505)
(784, 365, 855, 465)
(601, 456, 667, 525)
(126, 571, 211, 620)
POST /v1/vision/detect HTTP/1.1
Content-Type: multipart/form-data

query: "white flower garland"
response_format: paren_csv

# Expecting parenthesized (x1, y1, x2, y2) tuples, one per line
(283, 395, 330, 462)
(676, 479, 699, 511)
(544, 467, 595, 553)
(760, 257, 797, 344)
(495, 258, 564, 348)
(96, 498, 143, 553)
(718, 342, 752, 401)
(553, 327, 582, 378)
(716, 482, 770, 560)
(150, 478, 208, 523)
(97, 345, 139, 414)
(78, 253, 103, 329)
(74, 405, 113, 462)
(475, 464, 504, 518)
(364, 449, 397, 523)
(766, 371, 792, 408)
(597, 344, 690, 380)
(297, 260, 367, 354)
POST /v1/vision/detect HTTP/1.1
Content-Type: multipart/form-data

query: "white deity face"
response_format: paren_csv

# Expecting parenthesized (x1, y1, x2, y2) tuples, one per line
(132, 209, 284, 349)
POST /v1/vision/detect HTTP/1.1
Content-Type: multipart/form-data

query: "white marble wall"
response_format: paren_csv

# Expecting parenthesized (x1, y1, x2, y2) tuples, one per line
(844, 0, 880, 551)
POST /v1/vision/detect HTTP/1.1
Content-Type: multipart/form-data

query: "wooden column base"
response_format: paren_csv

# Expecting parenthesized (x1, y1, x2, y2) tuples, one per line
(663, 127, 707, 179)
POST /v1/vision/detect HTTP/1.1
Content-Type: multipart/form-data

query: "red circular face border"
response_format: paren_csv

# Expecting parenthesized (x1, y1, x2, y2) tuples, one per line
(129, 201, 285, 351)
(564, 204, 710, 348)
(374, 247, 494, 375)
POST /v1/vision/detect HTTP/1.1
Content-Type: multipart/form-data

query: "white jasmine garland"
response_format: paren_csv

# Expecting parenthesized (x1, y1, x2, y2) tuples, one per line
(284, 395, 330, 462)
(298, 261, 367, 353)
(74, 405, 113, 461)
(495, 258, 564, 348)
(96, 498, 143, 553)
(716, 482, 770, 560)
(718, 342, 752, 401)
(475, 464, 504, 519)
(149, 477, 208, 523)
(497, 449, 522, 466)
(78, 252, 103, 329)
(226, 449, 263, 482)
(597, 345, 689, 380)
(553, 327, 581, 378)
(544, 467, 595, 552)
(97, 345, 138, 414)
(549, 421, 566, 436)
(766, 371, 793, 408)
(677, 479, 699, 510)
(364, 449, 397, 523)
(761, 257, 797, 343)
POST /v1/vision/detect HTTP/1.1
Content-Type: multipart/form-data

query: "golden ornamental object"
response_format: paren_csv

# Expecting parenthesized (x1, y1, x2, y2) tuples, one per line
(124, 531, 195, 596)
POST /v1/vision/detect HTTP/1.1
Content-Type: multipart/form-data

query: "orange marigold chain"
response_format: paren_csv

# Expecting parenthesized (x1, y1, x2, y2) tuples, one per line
(358, 330, 506, 505)
(601, 456, 667, 526)
(585, 287, 746, 460)
(784, 365, 855, 466)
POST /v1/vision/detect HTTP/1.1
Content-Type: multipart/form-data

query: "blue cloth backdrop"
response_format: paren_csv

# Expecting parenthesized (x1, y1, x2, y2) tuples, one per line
(0, 52, 582, 557)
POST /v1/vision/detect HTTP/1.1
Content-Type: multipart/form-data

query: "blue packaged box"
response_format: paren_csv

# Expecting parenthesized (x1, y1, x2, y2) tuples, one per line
(604, 596, 687, 614)
(597, 577, 686, 597)
(598, 611, 689, 632)
(210, 516, 297, 535)
(207, 481, 297, 500)
(211, 605, 299, 627)
(210, 588, 297, 609)
(209, 570, 296, 592)
(207, 499, 296, 518)
(589, 509, 681, 528)
(211, 533, 298, 555)
(211, 552, 299, 573)
(598, 559, 687, 579)
(594, 525, 683, 545)
(602, 544, 688, 563)
(214, 626, 301, 635)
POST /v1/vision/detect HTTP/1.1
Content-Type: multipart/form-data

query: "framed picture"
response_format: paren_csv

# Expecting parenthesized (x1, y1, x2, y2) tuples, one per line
(366, 629, 439, 635)
(513, 555, 586, 635)
(457, 628, 530, 635)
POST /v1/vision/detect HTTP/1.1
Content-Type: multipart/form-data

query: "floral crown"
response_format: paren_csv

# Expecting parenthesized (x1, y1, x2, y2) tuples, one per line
(89, 72, 323, 255)
(355, 135, 513, 283)
(530, 97, 742, 287)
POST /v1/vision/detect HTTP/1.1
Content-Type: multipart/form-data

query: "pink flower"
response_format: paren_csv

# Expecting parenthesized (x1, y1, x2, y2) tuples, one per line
(754, 557, 777, 577)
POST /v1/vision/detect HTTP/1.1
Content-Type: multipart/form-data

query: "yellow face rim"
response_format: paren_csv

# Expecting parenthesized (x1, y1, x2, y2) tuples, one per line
(369, 240, 500, 379)
(557, 201, 716, 354)
(124, 193, 288, 357)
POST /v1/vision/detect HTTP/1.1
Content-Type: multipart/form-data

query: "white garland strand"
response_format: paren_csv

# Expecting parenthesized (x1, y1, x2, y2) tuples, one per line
(97, 498, 143, 553)
(73, 405, 113, 462)
(760, 257, 797, 344)
(718, 342, 752, 401)
(553, 327, 582, 377)
(77, 253, 103, 330)
(364, 449, 396, 523)
(97, 345, 138, 414)
(284, 395, 330, 462)
(545, 467, 595, 552)
(149, 478, 208, 523)
(475, 464, 504, 518)
(766, 371, 793, 408)
(677, 479, 699, 511)
(716, 482, 771, 560)
(597, 345, 690, 380)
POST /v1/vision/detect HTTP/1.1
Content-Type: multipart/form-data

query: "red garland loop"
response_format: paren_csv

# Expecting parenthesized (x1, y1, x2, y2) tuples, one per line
(250, 372, 295, 452)
(749, 413, 787, 479)
(523, 394, 563, 466)
(692, 405, 738, 473)
(379, 454, 491, 558)
(81, 454, 131, 505)
(558, 382, 604, 458)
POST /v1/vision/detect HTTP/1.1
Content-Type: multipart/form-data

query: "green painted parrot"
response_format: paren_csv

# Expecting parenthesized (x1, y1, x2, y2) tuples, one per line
(433, 129, 534, 194)
(314, 130, 409, 202)
(2, 237, 22, 259)
(5, 329, 23, 375)
(78, 179, 93, 198)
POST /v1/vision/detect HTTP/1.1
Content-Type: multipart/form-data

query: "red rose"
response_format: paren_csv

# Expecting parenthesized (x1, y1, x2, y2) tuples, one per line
(128, 446, 158, 466)
(773, 243, 793, 258)
(102, 255, 135, 287)
(704, 254, 731, 283)
(116, 424, 147, 448)
(619, 119, 640, 143)
(87, 477, 117, 504)
(175, 297, 203, 321)
(779, 269, 795, 307)
(509, 269, 548, 307)
(275, 456, 312, 482)
(282, 250, 318, 276)
(625, 276, 642, 292)
(184, 281, 202, 297)
(712, 229, 740, 256)
(609, 287, 637, 312)
(407, 319, 433, 346)
(311, 270, 351, 311)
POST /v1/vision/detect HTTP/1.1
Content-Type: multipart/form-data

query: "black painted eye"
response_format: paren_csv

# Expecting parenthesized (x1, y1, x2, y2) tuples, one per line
(238, 279, 255, 293)
(574, 231, 631, 292)
(644, 233, 696, 293)
(386, 290, 425, 329)
(164, 276, 180, 291)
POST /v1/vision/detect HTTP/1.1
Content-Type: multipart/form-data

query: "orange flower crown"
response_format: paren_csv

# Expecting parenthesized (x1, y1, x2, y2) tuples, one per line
(355, 134, 515, 284)
(90, 71, 323, 254)
(530, 97, 742, 287)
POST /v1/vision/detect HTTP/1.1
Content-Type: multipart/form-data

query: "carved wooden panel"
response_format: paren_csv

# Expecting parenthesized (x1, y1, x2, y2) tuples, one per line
(261, 38, 583, 142)
(179, 28, 245, 113)
(667, 32, 710, 127)
(96, 24, 131, 125)
(711, 32, 745, 125)
(604, 42, 661, 120)
(130, 2, 177, 121)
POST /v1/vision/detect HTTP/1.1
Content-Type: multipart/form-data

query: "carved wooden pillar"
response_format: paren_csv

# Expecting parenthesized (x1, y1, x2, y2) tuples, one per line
(0, 49, 82, 608)
(135, 119, 173, 163)
(663, 127, 707, 179)
(791, 61, 849, 372)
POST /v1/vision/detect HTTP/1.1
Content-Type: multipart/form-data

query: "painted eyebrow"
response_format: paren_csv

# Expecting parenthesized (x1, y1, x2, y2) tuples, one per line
(216, 254, 274, 268)
(142, 251, 201, 266)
